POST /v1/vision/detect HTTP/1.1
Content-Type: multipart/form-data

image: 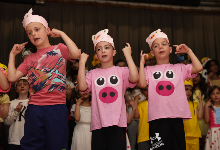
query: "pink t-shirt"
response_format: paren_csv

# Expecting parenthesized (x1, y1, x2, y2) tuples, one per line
(144, 63, 196, 122)
(85, 66, 136, 131)
(17, 43, 70, 106)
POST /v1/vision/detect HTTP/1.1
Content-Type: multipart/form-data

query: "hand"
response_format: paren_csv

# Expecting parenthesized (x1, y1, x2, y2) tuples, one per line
(196, 93, 202, 103)
(16, 102, 23, 112)
(173, 44, 191, 54)
(49, 28, 63, 38)
(129, 100, 136, 109)
(10, 42, 28, 56)
(79, 53, 89, 64)
(76, 98, 83, 105)
(205, 99, 212, 108)
(206, 79, 212, 87)
(140, 50, 148, 65)
(133, 94, 141, 103)
(122, 43, 132, 57)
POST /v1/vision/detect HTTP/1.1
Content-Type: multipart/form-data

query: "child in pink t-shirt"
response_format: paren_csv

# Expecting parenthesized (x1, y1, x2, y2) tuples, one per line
(77, 29, 138, 150)
(139, 29, 203, 150)
(8, 8, 80, 150)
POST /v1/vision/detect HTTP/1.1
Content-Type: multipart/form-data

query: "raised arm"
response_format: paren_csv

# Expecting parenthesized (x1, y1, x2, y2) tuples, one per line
(49, 29, 81, 59)
(74, 98, 83, 122)
(8, 43, 27, 82)
(196, 93, 203, 120)
(174, 44, 203, 74)
(138, 50, 148, 88)
(204, 99, 212, 123)
(77, 53, 89, 91)
(122, 43, 138, 83)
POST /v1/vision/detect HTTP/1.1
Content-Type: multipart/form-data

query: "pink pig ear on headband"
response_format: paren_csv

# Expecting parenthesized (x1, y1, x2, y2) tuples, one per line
(22, 8, 48, 29)
(146, 29, 169, 50)
(92, 29, 114, 51)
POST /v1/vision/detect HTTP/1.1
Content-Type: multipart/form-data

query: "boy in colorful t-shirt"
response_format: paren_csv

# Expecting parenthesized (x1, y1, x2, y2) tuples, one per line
(77, 29, 138, 150)
(8, 8, 80, 150)
(139, 29, 203, 150)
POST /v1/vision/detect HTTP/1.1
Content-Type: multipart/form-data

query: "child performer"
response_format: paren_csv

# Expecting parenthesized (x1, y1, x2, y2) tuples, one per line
(139, 29, 203, 150)
(134, 86, 151, 150)
(8, 8, 81, 150)
(70, 91, 91, 150)
(184, 79, 203, 150)
(77, 29, 138, 150)
(5, 77, 29, 150)
(204, 86, 220, 150)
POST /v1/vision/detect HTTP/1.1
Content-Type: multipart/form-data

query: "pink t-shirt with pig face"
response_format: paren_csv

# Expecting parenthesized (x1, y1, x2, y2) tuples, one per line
(85, 66, 136, 131)
(144, 64, 196, 122)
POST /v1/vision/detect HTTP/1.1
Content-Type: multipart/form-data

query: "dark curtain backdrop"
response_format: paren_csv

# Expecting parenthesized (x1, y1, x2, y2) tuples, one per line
(0, 1, 220, 70)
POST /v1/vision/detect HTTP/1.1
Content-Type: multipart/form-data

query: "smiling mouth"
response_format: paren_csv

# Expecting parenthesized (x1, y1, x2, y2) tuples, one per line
(102, 55, 107, 58)
(159, 51, 164, 54)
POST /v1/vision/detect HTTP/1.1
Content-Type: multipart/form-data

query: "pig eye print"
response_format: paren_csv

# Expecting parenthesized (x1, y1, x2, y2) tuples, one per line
(108, 75, 120, 86)
(152, 71, 163, 80)
(95, 77, 106, 87)
(164, 70, 175, 80)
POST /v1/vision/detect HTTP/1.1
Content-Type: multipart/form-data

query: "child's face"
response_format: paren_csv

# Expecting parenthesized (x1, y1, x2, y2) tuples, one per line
(209, 61, 219, 73)
(26, 22, 50, 49)
(210, 88, 220, 103)
(151, 38, 171, 60)
(72, 61, 79, 70)
(16, 80, 29, 94)
(193, 74, 201, 85)
(95, 41, 116, 63)
(141, 86, 148, 100)
(185, 85, 192, 99)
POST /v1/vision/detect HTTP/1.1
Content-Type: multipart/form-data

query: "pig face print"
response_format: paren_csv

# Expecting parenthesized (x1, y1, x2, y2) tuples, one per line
(152, 70, 175, 96)
(95, 75, 120, 104)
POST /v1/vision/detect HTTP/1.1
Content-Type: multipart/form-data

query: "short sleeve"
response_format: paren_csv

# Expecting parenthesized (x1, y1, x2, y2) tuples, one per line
(181, 64, 197, 80)
(144, 67, 149, 85)
(58, 43, 71, 61)
(122, 67, 136, 89)
(1, 94, 11, 104)
(17, 58, 28, 76)
(84, 70, 92, 93)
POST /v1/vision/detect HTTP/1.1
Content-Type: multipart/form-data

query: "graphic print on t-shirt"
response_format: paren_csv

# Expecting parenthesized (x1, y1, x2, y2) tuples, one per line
(152, 70, 175, 96)
(28, 47, 66, 94)
(95, 75, 120, 104)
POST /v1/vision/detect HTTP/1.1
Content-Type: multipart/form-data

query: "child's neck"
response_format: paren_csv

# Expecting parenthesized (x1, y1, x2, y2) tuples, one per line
(81, 99, 91, 106)
(194, 84, 200, 90)
(17, 93, 28, 100)
(210, 73, 220, 80)
(213, 102, 220, 107)
(156, 58, 169, 65)
(100, 61, 114, 69)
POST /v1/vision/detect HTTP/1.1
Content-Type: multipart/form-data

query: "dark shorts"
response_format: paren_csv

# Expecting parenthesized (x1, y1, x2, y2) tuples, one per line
(149, 118, 186, 150)
(92, 126, 126, 150)
(20, 104, 69, 150)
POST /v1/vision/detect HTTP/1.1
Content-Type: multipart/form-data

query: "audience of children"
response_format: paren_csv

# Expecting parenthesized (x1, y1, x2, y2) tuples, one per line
(204, 86, 220, 150)
(5, 77, 29, 150)
(1, 8, 219, 150)
(134, 86, 150, 150)
(184, 79, 203, 150)
(70, 91, 91, 150)
(193, 72, 209, 150)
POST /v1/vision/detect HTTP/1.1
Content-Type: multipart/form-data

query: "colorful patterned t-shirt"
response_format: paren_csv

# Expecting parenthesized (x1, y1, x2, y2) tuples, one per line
(17, 43, 70, 105)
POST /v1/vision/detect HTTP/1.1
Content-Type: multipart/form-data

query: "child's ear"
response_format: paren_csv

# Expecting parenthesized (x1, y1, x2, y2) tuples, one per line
(150, 50, 154, 57)
(169, 47, 172, 53)
(46, 27, 51, 35)
(113, 50, 117, 56)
